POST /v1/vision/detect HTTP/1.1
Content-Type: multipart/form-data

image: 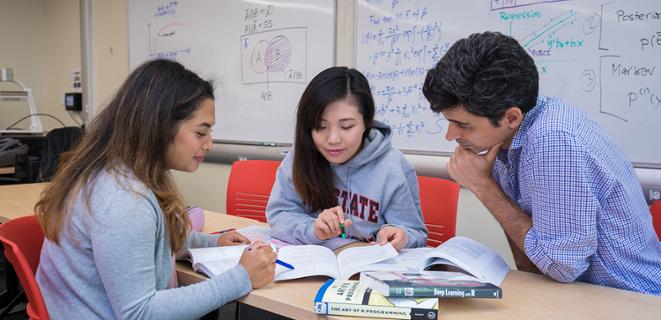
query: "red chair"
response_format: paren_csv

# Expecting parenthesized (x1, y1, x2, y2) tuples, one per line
(226, 160, 281, 222)
(651, 200, 661, 239)
(417, 176, 460, 247)
(0, 215, 48, 319)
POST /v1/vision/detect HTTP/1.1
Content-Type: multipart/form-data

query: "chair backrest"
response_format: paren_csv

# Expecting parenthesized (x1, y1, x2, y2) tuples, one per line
(38, 126, 83, 182)
(0, 215, 48, 319)
(417, 176, 460, 247)
(651, 200, 661, 239)
(226, 160, 281, 222)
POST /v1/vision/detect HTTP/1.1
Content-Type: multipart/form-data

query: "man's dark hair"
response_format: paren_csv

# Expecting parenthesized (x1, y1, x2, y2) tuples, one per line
(422, 31, 538, 126)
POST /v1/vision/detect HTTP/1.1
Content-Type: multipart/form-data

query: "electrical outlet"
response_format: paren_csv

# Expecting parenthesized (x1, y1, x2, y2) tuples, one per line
(64, 92, 82, 111)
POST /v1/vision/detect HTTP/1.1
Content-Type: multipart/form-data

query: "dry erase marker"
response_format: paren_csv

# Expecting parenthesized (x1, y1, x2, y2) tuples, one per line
(339, 222, 346, 239)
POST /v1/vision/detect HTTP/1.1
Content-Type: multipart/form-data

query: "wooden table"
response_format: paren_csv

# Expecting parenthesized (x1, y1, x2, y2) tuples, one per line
(0, 166, 14, 175)
(183, 212, 661, 320)
(0, 182, 46, 222)
(2, 183, 660, 319)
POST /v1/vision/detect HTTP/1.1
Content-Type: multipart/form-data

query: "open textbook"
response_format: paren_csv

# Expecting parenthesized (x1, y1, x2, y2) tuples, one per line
(187, 228, 509, 284)
(418, 236, 510, 285)
(186, 242, 399, 281)
(374, 236, 510, 286)
(356, 237, 509, 299)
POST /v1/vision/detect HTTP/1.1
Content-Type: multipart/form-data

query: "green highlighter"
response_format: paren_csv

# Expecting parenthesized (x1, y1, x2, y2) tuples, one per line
(339, 222, 346, 239)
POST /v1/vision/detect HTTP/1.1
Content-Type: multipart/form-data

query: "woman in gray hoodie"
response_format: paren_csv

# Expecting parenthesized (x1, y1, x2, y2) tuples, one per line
(266, 67, 427, 251)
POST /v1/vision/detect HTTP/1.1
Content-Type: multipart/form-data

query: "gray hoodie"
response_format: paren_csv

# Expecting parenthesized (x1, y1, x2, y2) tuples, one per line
(266, 121, 427, 249)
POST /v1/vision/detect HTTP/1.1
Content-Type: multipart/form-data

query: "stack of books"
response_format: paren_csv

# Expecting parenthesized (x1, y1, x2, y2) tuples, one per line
(313, 236, 508, 319)
(314, 279, 439, 320)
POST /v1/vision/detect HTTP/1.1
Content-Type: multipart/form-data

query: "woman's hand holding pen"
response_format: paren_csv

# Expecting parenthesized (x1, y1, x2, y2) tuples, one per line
(239, 241, 277, 289)
(216, 230, 251, 246)
(375, 226, 407, 251)
(314, 206, 353, 240)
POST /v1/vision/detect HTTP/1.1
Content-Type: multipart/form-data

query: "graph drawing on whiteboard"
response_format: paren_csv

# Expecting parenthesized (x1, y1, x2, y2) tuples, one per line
(145, 2, 191, 60)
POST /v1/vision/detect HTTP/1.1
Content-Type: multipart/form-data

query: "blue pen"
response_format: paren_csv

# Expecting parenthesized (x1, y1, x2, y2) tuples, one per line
(248, 243, 294, 270)
(275, 259, 295, 270)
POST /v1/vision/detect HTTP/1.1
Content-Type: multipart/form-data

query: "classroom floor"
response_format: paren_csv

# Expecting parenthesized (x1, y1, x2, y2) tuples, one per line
(209, 302, 237, 320)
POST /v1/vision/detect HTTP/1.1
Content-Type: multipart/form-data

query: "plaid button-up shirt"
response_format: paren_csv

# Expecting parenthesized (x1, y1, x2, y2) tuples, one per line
(492, 96, 661, 295)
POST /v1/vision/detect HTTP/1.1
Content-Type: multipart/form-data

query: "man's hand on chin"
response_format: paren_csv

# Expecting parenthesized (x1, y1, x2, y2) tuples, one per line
(447, 143, 502, 191)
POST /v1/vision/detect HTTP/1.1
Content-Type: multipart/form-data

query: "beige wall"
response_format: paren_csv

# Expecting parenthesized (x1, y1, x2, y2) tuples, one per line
(43, 0, 82, 129)
(91, 0, 128, 114)
(0, 0, 45, 130)
(171, 163, 232, 213)
(0, 0, 80, 131)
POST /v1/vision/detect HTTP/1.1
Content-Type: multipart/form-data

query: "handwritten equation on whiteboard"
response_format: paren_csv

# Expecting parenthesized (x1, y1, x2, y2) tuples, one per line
(129, 0, 335, 145)
(496, 0, 660, 122)
(597, 3, 660, 121)
(357, 0, 449, 146)
(240, 4, 308, 95)
(358, 0, 660, 161)
(141, 1, 308, 101)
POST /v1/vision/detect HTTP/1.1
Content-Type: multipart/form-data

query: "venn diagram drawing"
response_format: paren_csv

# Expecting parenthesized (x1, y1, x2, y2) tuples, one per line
(251, 35, 291, 74)
(241, 27, 307, 85)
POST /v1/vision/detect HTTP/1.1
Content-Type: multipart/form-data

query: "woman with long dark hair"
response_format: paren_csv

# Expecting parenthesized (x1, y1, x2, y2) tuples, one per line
(266, 66, 427, 251)
(36, 59, 276, 319)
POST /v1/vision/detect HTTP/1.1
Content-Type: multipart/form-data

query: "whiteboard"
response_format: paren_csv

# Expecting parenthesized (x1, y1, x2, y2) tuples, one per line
(356, 0, 661, 166)
(129, 0, 335, 144)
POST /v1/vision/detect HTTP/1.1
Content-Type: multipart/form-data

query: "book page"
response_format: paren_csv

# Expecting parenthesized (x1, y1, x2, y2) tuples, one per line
(321, 236, 359, 250)
(236, 225, 291, 248)
(193, 258, 239, 277)
(373, 247, 433, 273)
(420, 237, 509, 285)
(187, 245, 247, 264)
(336, 243, 399, 280)
(274, 245, 340, 280)
(187, 245, 247, 277)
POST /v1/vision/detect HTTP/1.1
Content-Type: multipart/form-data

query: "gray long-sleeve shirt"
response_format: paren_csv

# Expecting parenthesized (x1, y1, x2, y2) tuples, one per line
(36, 170, 251, 319)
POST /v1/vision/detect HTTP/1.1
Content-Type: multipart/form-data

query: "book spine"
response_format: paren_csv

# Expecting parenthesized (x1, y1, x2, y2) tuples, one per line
(390, 286, 502, 298)
(314, 302, 438, 320)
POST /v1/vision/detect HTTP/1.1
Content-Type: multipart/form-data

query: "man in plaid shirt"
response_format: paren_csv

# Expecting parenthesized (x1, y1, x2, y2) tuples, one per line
(423, 31, 660, 295)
